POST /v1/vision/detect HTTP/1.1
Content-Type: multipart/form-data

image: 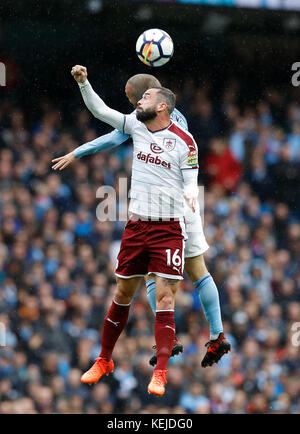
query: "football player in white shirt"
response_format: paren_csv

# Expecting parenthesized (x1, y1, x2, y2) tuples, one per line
(53, 73, 231, 370)
(70, 64, 199, 396)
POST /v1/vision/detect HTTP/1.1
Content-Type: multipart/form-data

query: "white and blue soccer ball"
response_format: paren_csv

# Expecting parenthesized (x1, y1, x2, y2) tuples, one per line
(136, 28, 174, 67)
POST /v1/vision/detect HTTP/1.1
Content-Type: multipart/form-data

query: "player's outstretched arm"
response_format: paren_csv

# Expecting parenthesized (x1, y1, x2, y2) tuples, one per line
(51, 129, 131, 170)
(71, 65, 125, 131)
(73, 129, 130, 159)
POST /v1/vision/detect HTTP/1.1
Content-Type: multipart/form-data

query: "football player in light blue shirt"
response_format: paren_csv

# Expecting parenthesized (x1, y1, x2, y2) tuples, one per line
(72, 104, 188, 158)
(52, 74, 229, 368)
(77, 108, 187, 158)
(52, 75, 187, 166)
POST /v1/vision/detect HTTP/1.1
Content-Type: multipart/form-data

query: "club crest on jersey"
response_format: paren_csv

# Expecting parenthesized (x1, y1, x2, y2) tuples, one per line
(163, 138, 176, 151)
(150, 143, 163, 154)
(187, 150, 198, 167)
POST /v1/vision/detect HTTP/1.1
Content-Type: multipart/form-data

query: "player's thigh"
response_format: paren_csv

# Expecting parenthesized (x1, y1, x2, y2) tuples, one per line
(147, 220, 186, 280)
(155, 275, 179, 298)
(184, 254, 208, 282)
(115, 220, 148, 278)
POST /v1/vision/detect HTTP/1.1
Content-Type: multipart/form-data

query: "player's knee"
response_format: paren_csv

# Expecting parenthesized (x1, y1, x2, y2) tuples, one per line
(157, 293, 174, 310)
(115, 284, 132, 305)
(115, 291, 132, 305)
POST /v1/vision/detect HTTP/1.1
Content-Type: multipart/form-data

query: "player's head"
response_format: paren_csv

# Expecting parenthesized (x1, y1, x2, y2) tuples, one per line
(136, 87, 176, 123)
(125, 74, 162, 107)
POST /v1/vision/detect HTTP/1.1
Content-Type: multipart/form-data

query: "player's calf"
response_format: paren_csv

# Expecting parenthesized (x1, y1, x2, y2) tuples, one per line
(149, 335, 183, 367)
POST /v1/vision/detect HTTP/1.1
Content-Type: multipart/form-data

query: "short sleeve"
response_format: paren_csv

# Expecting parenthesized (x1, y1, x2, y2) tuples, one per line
(171, 108, 188, 131)
(123, 114, 138, 135)
(180, 139, 199, 171)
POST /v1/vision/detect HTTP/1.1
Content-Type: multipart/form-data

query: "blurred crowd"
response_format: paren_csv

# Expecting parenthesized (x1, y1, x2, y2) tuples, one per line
(0, 76, 299, 414)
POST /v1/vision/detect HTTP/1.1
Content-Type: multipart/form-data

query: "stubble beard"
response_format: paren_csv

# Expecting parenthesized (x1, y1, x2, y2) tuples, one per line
(136, 108, 157, 123)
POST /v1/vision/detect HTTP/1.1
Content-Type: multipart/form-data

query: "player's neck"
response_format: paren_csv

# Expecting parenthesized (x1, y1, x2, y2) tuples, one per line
(145, 115, 171, 133)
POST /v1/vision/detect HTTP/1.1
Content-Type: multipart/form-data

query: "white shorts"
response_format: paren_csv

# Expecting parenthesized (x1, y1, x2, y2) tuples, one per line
(184, 203, 209, 259)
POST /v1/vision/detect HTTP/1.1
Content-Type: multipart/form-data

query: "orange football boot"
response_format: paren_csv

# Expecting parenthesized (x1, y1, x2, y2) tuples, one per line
(148, 370, 168, 396)
(81, 357, 114, 385)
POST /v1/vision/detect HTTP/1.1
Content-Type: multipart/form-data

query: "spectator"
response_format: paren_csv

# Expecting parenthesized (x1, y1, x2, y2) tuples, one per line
(203, 137, 242, 193)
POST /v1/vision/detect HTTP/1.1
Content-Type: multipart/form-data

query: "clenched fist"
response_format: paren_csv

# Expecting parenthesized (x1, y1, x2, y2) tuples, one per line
(71, 65, 87, 83)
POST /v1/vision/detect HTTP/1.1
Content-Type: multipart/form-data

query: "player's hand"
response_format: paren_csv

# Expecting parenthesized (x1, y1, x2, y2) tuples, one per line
(71, 65, 87, 83)
(184, 193, 196, 213)
(51, 152, 76, 170)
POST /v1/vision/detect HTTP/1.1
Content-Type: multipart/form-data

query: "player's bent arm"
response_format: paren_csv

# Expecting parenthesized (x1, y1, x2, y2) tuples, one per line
(78, 80, 125, 131)
(73, 129, 130, 159)
(182, 169, 199, 212)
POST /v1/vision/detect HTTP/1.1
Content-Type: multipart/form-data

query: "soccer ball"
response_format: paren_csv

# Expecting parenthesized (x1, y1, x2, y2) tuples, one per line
(136, 29, 174, 67)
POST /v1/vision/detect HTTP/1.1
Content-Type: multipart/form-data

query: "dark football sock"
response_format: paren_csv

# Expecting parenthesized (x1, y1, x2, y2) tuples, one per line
(100, 300, 130, 361)
(154, 310, 175, 371)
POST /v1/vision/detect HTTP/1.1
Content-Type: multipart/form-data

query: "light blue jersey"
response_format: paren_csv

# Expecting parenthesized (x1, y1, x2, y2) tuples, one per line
(73, 107, 188, 159)
(171, 107, 188, 131)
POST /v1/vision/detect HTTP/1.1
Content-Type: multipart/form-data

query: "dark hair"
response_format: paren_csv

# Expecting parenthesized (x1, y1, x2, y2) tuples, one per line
(149, 87, 176, 115)
(126, 74, 162, 102)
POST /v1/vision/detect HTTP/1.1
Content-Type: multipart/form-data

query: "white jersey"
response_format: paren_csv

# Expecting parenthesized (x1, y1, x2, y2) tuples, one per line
(123, 114, 198, 218)
(78, 80, 199, 219)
